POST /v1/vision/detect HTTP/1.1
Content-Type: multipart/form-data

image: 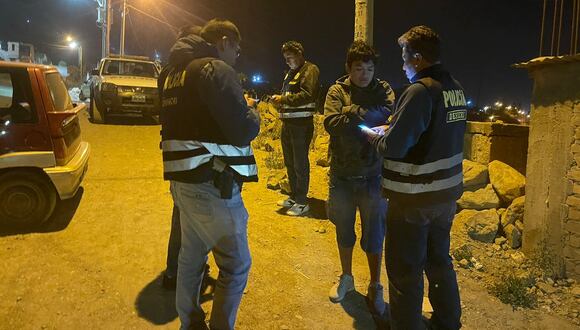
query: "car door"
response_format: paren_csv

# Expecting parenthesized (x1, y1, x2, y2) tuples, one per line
(0, 66, 52, 157)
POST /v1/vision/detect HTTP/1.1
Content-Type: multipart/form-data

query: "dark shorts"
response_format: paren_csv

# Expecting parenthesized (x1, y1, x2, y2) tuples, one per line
(328, 174, 387, 254)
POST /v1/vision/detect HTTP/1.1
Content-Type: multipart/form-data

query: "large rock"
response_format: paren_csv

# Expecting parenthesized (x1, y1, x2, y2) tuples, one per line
(457, 184, 500, 210)
(465, 209, 499, 243)
(500, 195, 526, 229)
(488, 160, 526, 203)
(463, 159, 489, 191)
(504, 223, 522, 249)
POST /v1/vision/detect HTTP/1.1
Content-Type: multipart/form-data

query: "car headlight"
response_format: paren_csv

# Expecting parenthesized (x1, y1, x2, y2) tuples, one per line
(101, 83, 117, 92)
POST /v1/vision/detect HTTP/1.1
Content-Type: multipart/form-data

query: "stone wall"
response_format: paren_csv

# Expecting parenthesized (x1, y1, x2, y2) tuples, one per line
(517, 56, 580, 280)
(463, 122, 529, 174)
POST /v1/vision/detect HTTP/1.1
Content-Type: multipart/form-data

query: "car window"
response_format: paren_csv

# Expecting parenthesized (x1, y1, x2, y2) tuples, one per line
(45, 72, 73, 112)
(102, 60, 159, 78)
(0, 73, 13, 108)
(0, 69, 37, 123)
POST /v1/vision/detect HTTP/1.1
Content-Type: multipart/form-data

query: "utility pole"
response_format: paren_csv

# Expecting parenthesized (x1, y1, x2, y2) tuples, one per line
(96, 0, 111, 58)
(120, 0, 127, 56)
(354, 0, 374, 45)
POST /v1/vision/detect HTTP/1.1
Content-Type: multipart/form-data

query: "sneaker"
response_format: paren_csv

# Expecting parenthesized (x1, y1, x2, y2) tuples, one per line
(277, 198, 295, 208)
(286, 203, 309, 216)
(366, 283, 385, 316)
(329, 274, 355, 303)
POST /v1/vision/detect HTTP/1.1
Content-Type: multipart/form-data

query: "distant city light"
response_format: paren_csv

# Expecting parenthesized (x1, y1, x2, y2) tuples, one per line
(252, 74, 263, 84)
(69, 41, 78, 49)
(495, 101, 503, 107)
(467, 99, 473, 106)
(484, 106, 491, 111)
(0, 130, 6, 136)
(506, 105, 512, 110)
(26, 19, 30, 23)
(489, 115, 495, 121)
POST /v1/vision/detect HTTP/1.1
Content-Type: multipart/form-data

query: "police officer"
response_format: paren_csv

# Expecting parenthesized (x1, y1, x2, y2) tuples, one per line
(362, 26, 465, 329)
(271, 41, 320, 216)
(159, 19, 260, 330)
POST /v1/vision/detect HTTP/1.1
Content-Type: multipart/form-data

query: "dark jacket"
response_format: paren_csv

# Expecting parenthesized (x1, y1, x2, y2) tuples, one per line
(279, 61, 320, 121)
(324, 75, 395, 177)
(372, 64, 466, 205)
(159, 34, 260, 184)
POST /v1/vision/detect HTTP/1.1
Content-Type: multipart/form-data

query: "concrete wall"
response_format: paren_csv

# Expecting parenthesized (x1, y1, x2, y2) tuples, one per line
(463, 122, 529, 174)
(521, 59, 580, 280)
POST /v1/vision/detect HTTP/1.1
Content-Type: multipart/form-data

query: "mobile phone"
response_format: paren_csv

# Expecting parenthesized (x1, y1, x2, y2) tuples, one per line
(358, 124, 375, 134)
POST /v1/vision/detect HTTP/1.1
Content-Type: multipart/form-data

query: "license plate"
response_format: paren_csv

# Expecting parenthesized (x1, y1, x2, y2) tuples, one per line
(131, 94, 146, 103)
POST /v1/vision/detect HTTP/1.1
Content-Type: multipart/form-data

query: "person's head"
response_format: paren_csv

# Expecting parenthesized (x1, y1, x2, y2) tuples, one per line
(177, 24, 202, 39)
(345, 40, 378, 88)
(281, 41, 305, 70)
(398, 25, 441, 81)
(201, 19, 241, 66)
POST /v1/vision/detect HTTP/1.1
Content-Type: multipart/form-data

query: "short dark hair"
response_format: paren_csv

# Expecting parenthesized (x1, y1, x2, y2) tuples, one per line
(200, 19, 241, 44)
(281, 41, 304, 55)
(346, 40, 379, 68)
(398, 25, 441, 63)
(177, 25, 202, 39)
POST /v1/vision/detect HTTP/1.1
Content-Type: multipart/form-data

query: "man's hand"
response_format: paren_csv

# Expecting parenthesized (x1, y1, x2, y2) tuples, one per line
(244, 93, 257, 108)
(370, 125, 389, 136)
(270, 94, 283, 105)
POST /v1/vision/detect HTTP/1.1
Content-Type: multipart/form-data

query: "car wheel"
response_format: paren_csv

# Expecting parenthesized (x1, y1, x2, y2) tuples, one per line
(0, 171, 57, 227)
(90, 94, 105, 124)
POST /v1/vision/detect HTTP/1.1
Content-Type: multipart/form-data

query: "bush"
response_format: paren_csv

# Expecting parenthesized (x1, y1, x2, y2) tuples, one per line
(489, 273, 537, 309)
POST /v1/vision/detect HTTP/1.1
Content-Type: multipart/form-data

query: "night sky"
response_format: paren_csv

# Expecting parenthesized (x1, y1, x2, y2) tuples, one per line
(0, 0, 549, 108)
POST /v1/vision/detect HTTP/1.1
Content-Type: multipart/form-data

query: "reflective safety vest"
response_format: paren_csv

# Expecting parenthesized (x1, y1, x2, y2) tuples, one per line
(162, 140, 258, 182)
(381, 68, 466, 205)
(279, 61, 318, 119)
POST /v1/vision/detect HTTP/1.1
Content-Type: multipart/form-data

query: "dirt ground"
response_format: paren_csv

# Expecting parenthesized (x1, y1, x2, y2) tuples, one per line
(0, 112, 578, 329)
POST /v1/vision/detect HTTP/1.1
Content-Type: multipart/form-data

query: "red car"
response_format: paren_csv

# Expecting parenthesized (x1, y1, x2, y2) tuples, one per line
(0, 61, 90, 226)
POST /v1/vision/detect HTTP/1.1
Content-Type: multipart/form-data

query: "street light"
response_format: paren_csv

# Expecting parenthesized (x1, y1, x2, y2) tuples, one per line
(68, 40, 83, 80)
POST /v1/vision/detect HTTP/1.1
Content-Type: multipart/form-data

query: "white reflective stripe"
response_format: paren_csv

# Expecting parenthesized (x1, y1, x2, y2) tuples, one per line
(382, 173, 463, 194)
(0, 151, 56, 169)
(162, 140, 257, 177)
(161, 140, 205, 152)
(279, 111, 314, 119)
(384, 153, 464, 176)
(163, 153, 213, 172)
(281, 102, 316, 109)
(231, 164, 258, 177)
(200, 142, 254, 158)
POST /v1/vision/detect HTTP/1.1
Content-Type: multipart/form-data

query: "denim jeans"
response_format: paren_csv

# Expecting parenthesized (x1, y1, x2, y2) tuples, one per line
(328, 175, 387, 254)
(165, 204, 181, 278)
(281, 119, 314, 204)
(171, 180, 251, 330)
(386, 201, 461, 330)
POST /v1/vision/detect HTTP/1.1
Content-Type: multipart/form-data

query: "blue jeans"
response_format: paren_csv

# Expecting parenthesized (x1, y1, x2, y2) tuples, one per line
(386, 201, 461, 330)
(281, 119, 314, 204)
(328, 175, 387, 254)
(165, 204, 181, 278)
(171, 180, 251, 330)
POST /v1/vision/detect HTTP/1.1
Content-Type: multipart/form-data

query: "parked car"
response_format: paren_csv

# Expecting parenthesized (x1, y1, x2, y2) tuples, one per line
(89, 55, 160, 123)
(0, 61, 90, 226)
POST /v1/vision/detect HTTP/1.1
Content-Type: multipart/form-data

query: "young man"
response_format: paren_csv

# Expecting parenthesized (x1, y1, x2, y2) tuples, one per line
(363, 26, 465, 329)
(159, 19, 260, 330)
(324, 41, 395, 315)
(271, 41, 320, 216)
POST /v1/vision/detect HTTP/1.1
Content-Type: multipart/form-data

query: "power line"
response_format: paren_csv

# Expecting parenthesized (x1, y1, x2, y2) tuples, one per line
(551, 0, 558, 55)
(125, 4, 178, 32)
(557, 0, 564, 54)
(540, 0, 547, 56)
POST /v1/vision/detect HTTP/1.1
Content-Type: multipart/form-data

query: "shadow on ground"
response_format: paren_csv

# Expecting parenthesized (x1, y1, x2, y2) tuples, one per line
(0, 187, 83, 237)
(90, 116, 159, 126)
(340, 290, 378, 330)
(135, 272, 216, 325)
